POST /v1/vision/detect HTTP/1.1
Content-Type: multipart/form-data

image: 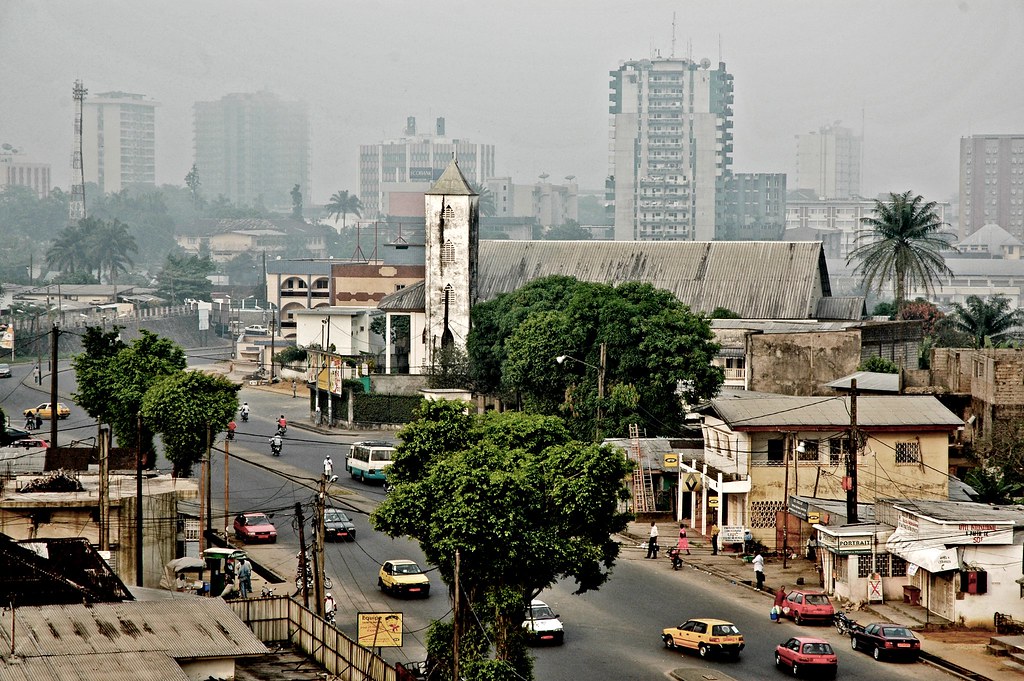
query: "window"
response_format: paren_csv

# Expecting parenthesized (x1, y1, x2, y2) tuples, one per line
(442, 205, 456, 221)
(767, 439, 785, 464)
(829, 438, 849, 467)
(798, 440, 820, 462)
(440, 240, 456, 264)
(895, 441, 920, 465)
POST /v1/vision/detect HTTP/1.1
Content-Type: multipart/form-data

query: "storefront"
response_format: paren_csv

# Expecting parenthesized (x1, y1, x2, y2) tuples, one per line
(814, 523, 896, 602)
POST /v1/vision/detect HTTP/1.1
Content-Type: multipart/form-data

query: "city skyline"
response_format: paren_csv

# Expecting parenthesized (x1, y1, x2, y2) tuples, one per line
(1, 1, 1021, 207)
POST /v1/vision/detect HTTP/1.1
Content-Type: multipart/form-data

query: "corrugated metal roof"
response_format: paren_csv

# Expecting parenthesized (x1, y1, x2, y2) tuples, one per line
(427, 159, 475, 196)
(815, 296, 865, 320)
(378, 281, 425, 311)
(477, 241, 829, 319)
(826, 371, 901, 393)
(0, 599, 267, 660)
(892, 499, 1024, 524)
(0, 651, 192, 681)
(709, 395, 962, 430)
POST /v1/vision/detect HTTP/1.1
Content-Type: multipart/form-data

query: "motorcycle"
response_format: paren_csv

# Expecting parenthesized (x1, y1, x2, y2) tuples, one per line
(295, 568, 333, 591)
(260, 585, 275, 598)
(270, 438, 283, 457)
(240, 411, 249, 423)
(276, 425, 287, 437)
(834, 610, 860, 635)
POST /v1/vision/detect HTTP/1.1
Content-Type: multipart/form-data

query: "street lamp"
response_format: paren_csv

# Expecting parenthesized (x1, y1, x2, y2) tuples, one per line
(555, 342, 607, 440)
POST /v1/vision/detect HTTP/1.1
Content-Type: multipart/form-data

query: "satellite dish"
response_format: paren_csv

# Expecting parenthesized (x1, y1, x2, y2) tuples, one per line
(539, 173, 549, 180)
(700, 58, 711, 69)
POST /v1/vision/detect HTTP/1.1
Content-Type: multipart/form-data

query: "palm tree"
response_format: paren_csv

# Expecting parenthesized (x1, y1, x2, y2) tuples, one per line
(471, 183, 496, 217)
(847, 191, 956, 311)
(325, 190, 362, 230)
(948, 294, 1024, 348)
(96, 219, 138, 283)
(46, 222, 89, 274)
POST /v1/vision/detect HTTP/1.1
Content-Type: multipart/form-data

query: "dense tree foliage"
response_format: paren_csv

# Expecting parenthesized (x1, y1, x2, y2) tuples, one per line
(72, 328, 186, 461)
(947, 294, 1023, 348)
(372, 400, 632, 679)
(141, 370, 240, 477)
(542, 219, 592, 240)
(154, 253, 216, 303)
(858, 356, 899, 373)
(847, 191, 956, 310)
(468, 276, 723, 440)
(45, 216, 138, 283)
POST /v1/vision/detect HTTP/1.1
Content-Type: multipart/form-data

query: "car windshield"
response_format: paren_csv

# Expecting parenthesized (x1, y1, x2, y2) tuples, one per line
(804, 594, 830, 605)
(882, 627, 915, 638)
(802, 642, 833, 654)
(326, 510, 350, 522)
(245, 514, 270, 526)
(528, 605, 556, 619)
(394, 563, 422, 575)
(712, 624, 740, 636)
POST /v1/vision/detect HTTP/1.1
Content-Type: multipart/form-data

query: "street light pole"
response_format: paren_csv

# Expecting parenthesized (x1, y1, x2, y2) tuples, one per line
(555, 342, 607, 441)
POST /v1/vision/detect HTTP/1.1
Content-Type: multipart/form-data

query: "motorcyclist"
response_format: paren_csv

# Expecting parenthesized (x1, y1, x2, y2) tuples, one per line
(668, 546, 683, 571)
(240, 403, 250, 422)
(324, 592, 336, 623)
(269, 433, 283, 456)
(277, 414, 287, 434)
(25, 414, 35, 430)
(227, 420, 236, 441)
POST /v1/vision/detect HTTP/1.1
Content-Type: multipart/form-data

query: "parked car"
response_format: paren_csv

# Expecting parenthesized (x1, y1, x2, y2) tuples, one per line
(850, 622, 921, 661)
(8, 438, 50, 449)
(233, 512, 278, 543)
(3, 426, 32, 445)
(243, 325, 268, 336)
(378, 559, 430, 598)
(522, 599, 564, 645)
(782, 589, 836, 625)
(0, 363, 11, 378)
(775, 636, 838, 678)
(23, 403, 71, 420)
(662, 618, 744, 659)
(320, 508, 356, 541)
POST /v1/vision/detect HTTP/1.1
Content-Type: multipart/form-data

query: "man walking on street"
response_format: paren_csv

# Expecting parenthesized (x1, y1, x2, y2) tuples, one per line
(645, 522, 660, 559)
(323, 455, 333, 478)
(33, 365, 41, 385)
(710, 523, 720, 555)
(238, 559, 252, 598)
(753, 551, 765, 590)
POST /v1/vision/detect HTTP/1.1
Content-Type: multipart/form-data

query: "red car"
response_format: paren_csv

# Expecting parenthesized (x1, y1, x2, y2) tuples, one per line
(850, 622, 921, 662)
(783, 589, 835, 625)
(8, 438, 50, 449)
(775, 636, 838, 678)
(233, 512, 278, 544)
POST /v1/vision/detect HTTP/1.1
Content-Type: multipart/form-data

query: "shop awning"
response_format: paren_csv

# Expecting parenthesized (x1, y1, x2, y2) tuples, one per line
(886, 528, 959, 573)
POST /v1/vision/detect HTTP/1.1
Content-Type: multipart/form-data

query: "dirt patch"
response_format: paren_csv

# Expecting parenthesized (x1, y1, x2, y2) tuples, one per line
(918, 627, 993, 644)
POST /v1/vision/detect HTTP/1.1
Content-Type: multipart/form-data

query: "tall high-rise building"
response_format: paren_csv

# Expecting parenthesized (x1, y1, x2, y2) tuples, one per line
(359, 116, 495, 219)
(0, 145, 51, 199)
(81, 91, 157, 194)
(194, 91, 310, 211)
(959, 134, 1024, 240)
(793, 124, 862, 199)
(608, 57, 734, 241)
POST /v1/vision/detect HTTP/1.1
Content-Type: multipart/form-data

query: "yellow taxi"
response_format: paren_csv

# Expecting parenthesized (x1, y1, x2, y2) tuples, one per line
(23, 403, 71, 420)
(662, 618, 745, 659)
(377, 559, 430, 598)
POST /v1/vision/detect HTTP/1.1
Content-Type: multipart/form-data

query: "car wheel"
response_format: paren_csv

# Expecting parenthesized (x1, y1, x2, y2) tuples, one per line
(378, 577, 385, 592)
(851, 636, 859, 651)
(698, 643, 709, 658)
(873, 645, 882, 660)
(663, 634, 675, 649)
(792, 662, 800, 676)
(775, 652, 782, 667)
(349, 532, 356, 541)
(794, 612, 803, 625)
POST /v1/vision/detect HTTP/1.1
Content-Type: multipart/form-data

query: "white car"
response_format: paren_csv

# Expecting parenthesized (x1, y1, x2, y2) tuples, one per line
(243, 325, 269, 335)
(523, 599, 564, 645)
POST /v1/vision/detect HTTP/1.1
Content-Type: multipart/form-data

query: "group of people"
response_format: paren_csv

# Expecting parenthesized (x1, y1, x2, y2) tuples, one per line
(645, 522, 693, 560)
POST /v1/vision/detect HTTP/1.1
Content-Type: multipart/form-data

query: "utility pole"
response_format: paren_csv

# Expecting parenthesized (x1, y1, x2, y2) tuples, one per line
(224, 437, 230, 539)
(205, 425, 213, 536)
(596, 342, 606, 441)
(135, 413, 143, 586)
(453, 549, 461, 681)
(314, 475, 327, 617)
(782, 433, 790, 569)
(847, 379, 860, 523)
(295, 502, 310, 609)
(99, 425, 109, 552)
(49, 323, 59, 446)
(269, 312, 276, 382)
(198, 449, 206, 553)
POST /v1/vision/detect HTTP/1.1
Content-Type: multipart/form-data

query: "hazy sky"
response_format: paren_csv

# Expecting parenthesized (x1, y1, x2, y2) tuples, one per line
(2, 1, 1021, 206)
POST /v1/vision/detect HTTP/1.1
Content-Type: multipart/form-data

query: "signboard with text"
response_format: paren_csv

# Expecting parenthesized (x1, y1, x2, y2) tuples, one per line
(357, 611, 403, 648)
(817, 533, 873, 555)
(720, 525, 746, 543)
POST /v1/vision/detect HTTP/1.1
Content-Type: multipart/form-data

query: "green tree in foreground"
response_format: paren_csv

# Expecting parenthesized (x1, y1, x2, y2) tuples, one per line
(947, 294, 1024, 348)
(847, 191, 955, 311)
(141, 370, 240, 477)
(542, 219, 592, 240)
(72, 329, 187, 460)
(372, 400, 632, 680)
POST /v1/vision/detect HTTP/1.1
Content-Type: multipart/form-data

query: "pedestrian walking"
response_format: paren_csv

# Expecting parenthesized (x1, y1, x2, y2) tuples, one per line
(34, 414, 43, 430)
(710, 523, 720, 555)
(32, 365, 41, 385)
(676, 523, 691, 555)
(291, 379, 297, 398)
(645, 522, 660, 559)
(323, 454, 333, 478)
(753, 551, 765, 590)
(773, 585, 788, 623)
(238, 558, 252, 598)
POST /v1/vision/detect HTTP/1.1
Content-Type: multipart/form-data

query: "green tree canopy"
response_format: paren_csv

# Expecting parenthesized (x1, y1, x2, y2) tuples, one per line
(847, 191, 956, 310)
(468, 276, 723, 440)
(858, 356, 899, 373)
(947, 294, 1024, 348)
(141, 370, 240, 477)
(372, 400, 632, 678)
(154, 253, 216, 303)
(72, 328, 187, 460)
(325, 190, 362, 230)
(542, 219, 592, 240)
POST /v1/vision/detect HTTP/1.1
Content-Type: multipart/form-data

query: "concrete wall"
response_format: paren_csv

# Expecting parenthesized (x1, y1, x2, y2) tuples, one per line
(749, 331, 862, 396)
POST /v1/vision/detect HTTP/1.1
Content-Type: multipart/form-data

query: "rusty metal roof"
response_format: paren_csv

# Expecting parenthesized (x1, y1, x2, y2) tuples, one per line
(378, 281, 425, 311)
(0, 651, 192, 681)
(477, 240, 831, 319)
(0, 599, 268, 661)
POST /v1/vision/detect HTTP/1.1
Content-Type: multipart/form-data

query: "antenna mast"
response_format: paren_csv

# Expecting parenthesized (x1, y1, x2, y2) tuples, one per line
(70, 80, 88, 224)
(671, 13, 676, 58)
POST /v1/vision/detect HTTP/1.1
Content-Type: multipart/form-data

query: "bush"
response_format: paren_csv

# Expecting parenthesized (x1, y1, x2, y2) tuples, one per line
(353, 394, 423, 424)
(858, 356, 899, 374)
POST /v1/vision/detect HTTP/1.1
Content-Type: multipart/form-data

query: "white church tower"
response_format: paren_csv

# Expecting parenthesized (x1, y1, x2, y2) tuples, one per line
(423, 158, 479, 367)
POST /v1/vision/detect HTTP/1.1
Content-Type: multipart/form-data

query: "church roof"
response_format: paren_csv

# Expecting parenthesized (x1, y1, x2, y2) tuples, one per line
(476, 240, 834, 319)
(426, 159, 476, 196)
(957, 223, 1023, 249)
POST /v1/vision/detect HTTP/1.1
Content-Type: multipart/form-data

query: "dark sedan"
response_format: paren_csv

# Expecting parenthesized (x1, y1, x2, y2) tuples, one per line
(850, 622, 921, 661)
(321, 508, 356, 541)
